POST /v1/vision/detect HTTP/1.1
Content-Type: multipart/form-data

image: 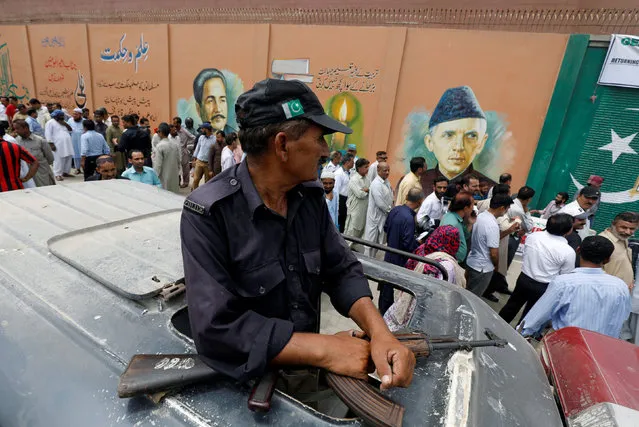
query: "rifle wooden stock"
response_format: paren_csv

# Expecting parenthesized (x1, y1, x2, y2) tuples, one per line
(118, 354, 218, 398)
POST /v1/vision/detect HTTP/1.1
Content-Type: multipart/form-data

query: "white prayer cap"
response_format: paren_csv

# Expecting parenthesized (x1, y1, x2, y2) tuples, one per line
(320, 170, 335, 180)
(73, 108, 83, 113)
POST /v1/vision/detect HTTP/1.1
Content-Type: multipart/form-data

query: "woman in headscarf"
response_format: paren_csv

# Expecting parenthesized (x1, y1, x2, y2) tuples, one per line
(384, 225, 465, 331)
(406, 225, 466, 287)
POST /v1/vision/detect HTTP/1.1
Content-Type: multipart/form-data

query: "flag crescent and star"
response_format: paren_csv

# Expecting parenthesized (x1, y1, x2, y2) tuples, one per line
(570, 118, 639, 204)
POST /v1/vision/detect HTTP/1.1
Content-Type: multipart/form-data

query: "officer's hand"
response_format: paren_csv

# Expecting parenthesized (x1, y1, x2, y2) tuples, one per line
(369, 332, 415, 390)
(322, 331, 373, 380)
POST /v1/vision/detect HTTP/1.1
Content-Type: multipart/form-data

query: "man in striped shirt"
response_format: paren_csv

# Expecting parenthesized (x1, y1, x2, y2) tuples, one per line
(520, 235, 631, 339)
(0, 126, 39, 192)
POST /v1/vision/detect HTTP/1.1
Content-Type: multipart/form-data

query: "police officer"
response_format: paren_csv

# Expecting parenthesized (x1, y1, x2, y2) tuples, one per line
(181, 79, 415, 394)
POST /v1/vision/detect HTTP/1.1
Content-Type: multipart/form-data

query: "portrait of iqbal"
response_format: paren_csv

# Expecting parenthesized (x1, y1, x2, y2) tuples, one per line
(420, 86, 496, 193)
(192, 68, 237, 134)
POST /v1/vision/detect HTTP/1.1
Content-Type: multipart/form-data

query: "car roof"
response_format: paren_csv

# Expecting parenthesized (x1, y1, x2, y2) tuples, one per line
(0, 181, 562, 426)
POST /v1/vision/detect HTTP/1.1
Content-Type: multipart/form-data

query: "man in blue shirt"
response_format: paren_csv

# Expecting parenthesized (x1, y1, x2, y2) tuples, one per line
(26, 108, 44, 138)
(191, 123, 215, 190)
(80, 120, 110, 181)
(380, 188, 424, 314)
(121, 149, 162, 188)
(520, 236, 631, 339)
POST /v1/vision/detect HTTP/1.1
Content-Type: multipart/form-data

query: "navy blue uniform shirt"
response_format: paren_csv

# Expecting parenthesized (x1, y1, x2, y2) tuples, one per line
(383, 205, 419, 267)
(181, 160, 372, 382)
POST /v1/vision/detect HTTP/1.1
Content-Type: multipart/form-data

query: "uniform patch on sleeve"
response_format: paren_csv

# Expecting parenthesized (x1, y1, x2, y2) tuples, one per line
(184, 199, 206, 215)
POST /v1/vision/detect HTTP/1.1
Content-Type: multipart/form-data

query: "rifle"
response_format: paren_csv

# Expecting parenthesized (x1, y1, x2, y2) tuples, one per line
(118, 330, 507, 426)
(117, 354, 278, 412)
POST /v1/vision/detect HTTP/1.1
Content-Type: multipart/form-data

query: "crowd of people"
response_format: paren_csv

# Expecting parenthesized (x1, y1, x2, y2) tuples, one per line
(320, 151, 638, 341)
(0, 97, 244, 194)
(1, 92, 637, 344)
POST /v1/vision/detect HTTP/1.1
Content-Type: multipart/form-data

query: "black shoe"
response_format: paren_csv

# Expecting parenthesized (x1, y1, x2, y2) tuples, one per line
(496, 287, 513, 295)
(484, 293, 500, 303)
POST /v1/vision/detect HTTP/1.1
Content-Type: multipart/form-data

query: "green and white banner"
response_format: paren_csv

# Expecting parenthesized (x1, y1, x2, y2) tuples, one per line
(598, 34, 639, 88)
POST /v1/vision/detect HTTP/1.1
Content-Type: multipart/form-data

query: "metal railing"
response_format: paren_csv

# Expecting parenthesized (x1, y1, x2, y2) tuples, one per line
(342, 234, 449, 281)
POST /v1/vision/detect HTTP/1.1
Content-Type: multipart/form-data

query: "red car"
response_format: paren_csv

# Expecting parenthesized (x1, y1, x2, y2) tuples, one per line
(540, 327, 639, 426)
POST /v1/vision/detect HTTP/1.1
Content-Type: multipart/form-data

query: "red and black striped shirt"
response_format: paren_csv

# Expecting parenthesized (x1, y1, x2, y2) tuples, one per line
(0, 139, 37, 192)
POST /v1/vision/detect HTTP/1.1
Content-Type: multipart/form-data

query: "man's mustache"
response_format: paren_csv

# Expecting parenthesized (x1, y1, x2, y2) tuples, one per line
(210, 114, 226, 121)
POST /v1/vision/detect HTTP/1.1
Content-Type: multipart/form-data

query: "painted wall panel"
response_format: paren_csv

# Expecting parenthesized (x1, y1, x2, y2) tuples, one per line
(87, 24, 169, 124)
(169, 24, 269, 133)
(388, 28, 568, 192)
(0, 26, 35, 103)
(0, 23, 572, 197)
(268, 24, 406, 159)
(28, 24, 92, 111)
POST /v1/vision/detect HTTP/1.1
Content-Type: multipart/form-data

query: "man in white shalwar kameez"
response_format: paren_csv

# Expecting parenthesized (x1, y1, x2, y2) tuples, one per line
(344, 158, 371, 251)
(67, 108, 84, 174)
(153, 123, 182, 193)
(45, 110, 74, 180)
(364, 162, 393, 258)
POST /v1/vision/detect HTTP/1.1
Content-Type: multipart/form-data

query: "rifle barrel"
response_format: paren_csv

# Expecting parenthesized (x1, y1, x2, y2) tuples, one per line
(430, 339, 507, 351)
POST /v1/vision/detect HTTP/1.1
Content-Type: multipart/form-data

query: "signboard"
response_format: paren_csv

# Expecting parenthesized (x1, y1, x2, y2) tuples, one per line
(598, 34, 639, 88)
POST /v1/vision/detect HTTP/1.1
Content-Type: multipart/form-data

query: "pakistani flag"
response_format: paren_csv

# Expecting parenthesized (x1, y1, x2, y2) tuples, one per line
(570, 86, 639, 231)
(282, 99, 305, 119)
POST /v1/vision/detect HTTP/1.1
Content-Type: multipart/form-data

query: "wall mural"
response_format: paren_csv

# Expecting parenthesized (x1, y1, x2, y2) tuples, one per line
(315, 62, 378, 94)
(87, 24, 169, 124)
(324, 92, 363, 152)
(0, 24, 567, 195)
(99, 33, 149, 73)
(402, 85, 513, 195)
(270, 59, 366, 155)
(28, 25, 93, 111)
(40, 54, 86, 108)
(567, 92, 639, 230)
(176, 68, 243, 133)
(96, 33, 154, 119)
(0, 43, 30, 100)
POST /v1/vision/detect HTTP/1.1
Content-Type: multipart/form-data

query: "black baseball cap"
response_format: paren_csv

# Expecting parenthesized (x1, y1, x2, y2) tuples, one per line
(580, 186, 601, 199)
(235, 79, 352, 135)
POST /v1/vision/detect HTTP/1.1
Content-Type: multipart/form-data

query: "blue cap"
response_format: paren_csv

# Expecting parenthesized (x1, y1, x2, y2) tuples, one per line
(51, 109, 65, 119)
(347, 144, 357, 150)
(429, 86, 486, 129)
(199, 123, 213, 130)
